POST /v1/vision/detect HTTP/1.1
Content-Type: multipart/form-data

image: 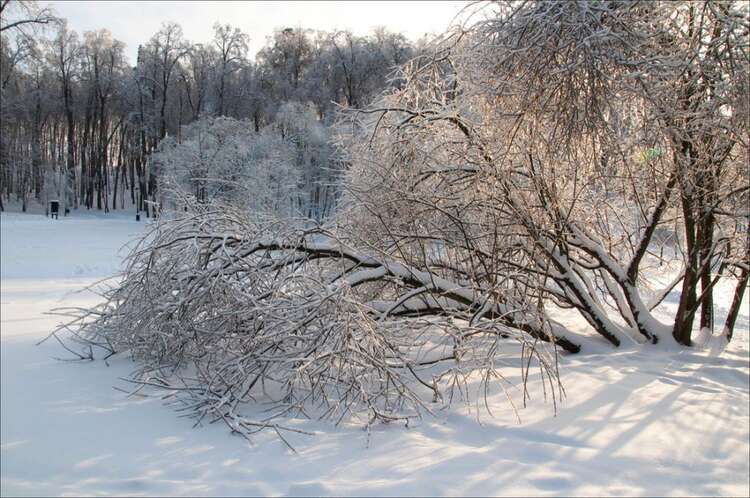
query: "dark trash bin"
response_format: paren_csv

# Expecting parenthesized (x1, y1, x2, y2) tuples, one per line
(49, 200, 60, 219)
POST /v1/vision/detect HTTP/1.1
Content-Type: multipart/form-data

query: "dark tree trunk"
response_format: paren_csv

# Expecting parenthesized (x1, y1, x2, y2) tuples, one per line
(724, 263, 749, 342)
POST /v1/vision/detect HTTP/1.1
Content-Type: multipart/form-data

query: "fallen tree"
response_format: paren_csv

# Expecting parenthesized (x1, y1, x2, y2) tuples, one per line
(48, 205, 566, 445)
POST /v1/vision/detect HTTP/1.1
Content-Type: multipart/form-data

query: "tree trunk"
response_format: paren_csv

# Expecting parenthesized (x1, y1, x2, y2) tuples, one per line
(724, 263, 749, 342)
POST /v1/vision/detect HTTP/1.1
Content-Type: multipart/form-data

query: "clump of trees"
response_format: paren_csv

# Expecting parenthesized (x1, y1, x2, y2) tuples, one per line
(153, 106, 339, 219)
(1, 1, 416, 215)
(153, 116, 302, 217)
(48, 0, 749, 444)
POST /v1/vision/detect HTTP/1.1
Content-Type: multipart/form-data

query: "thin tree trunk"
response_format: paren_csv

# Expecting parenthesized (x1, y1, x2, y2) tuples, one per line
(724, 263, 749, 342)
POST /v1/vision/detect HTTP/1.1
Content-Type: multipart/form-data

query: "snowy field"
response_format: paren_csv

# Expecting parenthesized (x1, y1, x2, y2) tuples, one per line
(1, 211, 748, 497)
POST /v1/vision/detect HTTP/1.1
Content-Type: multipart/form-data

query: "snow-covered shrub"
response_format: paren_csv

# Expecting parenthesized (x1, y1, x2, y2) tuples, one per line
(152, 116, 302, 218)
(274, 102, 338, 220)
(153, 111, 339, 221)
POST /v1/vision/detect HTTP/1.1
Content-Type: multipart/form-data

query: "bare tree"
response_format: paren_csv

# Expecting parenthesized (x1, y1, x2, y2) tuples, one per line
(180, 42, 216, 119)
(46, 20, 79, 210)
(212, 23, 248, 116)
(339, 0, 748, 348)
(0, 0, 55, 34)
(148, 22, 190, 140)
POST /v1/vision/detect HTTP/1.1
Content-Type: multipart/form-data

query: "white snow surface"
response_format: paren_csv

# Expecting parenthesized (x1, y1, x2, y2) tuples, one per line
(1, 211, 749, 497)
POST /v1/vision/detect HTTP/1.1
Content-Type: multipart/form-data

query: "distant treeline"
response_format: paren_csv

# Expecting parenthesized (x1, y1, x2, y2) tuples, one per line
(0, 1, 422, 214)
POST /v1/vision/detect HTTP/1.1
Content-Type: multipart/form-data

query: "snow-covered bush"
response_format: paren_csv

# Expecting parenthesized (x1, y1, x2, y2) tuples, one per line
(274, 101, 339, 220)
(152, 116, 302, 218)
(153, 111, 339, 221)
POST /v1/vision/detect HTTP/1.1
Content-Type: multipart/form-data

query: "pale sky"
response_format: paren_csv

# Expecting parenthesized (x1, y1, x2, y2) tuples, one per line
(42, 1, 472, 63)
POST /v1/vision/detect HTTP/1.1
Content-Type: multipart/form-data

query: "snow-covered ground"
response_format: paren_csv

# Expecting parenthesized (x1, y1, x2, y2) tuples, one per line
(1, 211, 749, 497)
